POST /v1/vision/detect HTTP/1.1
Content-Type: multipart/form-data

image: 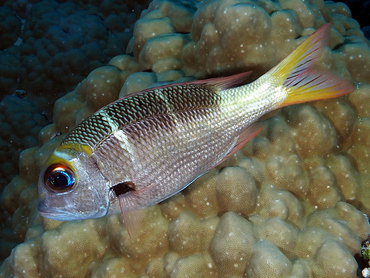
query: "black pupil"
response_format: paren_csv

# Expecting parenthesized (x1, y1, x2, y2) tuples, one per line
(48, 170, 74, 190)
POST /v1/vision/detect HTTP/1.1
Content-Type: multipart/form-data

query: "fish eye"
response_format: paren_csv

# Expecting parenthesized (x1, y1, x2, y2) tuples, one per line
(44, 163, 76, 193)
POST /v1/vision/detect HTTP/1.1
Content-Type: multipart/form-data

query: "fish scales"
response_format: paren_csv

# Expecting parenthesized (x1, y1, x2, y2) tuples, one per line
(103, 83, 274, 205)
(60, 83, 223, 151)
(57, 77, 285, 212)
(93, 98, 244, 207)
(38, 24, 353, 236)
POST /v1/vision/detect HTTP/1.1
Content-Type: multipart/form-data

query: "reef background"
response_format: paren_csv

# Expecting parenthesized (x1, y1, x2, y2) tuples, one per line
(0, 0, 370, 277)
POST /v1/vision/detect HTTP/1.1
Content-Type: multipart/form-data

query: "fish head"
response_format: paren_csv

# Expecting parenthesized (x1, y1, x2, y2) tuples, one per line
(38, 147, 110, 221)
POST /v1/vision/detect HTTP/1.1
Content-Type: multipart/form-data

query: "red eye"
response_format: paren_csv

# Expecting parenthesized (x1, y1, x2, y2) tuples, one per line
(44, 163, 76, 193)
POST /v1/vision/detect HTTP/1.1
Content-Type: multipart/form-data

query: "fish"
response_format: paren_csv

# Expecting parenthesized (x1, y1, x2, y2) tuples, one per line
(38, 23, 352, 237)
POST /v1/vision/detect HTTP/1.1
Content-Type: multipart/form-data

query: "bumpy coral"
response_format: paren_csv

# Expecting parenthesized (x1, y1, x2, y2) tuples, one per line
(331, 0, 370, 36)
(0, 95, 49, 190)
(0, 94, 50, 263)
(0, 50, 21, 102)
(0, 6, 22, 95)
(0, 7, 21, 50)
(17, 0, 133, 100)
(0, 0, 148, 105)
(1, 0, 370, 276)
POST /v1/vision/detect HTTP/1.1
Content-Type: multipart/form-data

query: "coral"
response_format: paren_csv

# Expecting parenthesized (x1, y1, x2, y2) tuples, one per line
(0, 94, 49, 263)
(0, 7, 21, 50)
(1, 0, 370, 276)
(0, 0, 148, 106)
(0, 5, 22, 96)
(0, 51, 21, 96)
(332, 0, 370, 35)
(0, 95, 49, 190)
(16, 0, 132, 101)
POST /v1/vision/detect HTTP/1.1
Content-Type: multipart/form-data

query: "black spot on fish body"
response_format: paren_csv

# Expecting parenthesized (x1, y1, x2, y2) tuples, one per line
(111, 181, 136, 196)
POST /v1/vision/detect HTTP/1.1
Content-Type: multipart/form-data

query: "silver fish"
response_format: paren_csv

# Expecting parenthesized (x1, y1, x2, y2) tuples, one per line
(38, 24, 352, 236)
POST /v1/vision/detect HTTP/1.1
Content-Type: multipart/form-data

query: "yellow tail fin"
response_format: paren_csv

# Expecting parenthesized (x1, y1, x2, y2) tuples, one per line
(270, 23, 353, 107)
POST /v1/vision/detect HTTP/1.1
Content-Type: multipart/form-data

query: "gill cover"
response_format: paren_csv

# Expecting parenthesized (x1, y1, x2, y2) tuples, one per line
(38, 148, 110, 221)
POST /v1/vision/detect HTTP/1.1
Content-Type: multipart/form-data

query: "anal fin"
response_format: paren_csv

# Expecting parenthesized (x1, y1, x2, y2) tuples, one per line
(215, 123, 263, 166)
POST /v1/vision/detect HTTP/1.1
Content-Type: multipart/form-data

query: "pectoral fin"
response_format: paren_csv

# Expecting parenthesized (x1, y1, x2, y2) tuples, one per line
(118, 192, 145, 238)
(111, 181, 145, 238)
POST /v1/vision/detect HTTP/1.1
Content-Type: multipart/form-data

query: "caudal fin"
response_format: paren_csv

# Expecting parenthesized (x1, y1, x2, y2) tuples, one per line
(269, 23, 353, 107)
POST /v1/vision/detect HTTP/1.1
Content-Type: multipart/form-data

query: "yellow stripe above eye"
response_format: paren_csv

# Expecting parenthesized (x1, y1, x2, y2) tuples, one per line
(57, 143, 93, 156)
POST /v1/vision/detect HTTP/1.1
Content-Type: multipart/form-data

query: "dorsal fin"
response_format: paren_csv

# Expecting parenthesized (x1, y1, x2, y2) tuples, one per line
(186, 71, 253, 90)
(117, 71, 254, 101)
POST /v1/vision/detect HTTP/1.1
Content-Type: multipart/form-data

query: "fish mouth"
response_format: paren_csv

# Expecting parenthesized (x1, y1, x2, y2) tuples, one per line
(38, 200, 105, 221)
(38, 201, 78, 221)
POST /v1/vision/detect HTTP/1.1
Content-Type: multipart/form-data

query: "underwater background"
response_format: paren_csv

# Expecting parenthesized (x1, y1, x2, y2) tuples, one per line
(0, 0, 370, 277)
